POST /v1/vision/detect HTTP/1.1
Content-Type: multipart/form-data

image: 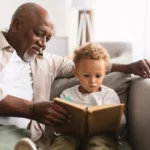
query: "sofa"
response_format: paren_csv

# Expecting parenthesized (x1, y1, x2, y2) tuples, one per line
(49, 42, 150, 150)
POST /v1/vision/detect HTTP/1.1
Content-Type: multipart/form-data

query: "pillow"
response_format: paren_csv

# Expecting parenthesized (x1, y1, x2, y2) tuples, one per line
(50, 72, 132, 140)
(50, 72, 131, 103)
(50, 77, 79, 100)
(103, 72, 131, 105)
(103, 72, 132, 140)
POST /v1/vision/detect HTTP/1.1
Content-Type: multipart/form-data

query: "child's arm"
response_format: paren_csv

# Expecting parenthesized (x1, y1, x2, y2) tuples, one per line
(60, 90, 73, 102)
(102, 89, 120, 105)
(103, 89, 126, 126)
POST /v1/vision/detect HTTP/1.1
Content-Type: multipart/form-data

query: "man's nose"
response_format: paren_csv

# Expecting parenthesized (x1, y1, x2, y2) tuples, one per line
(38, 37, 46, 50)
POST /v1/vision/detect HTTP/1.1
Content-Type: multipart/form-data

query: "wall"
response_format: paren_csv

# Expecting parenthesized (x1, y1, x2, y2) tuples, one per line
(0, 0, 77, 55)
(37, 0, 78, 55)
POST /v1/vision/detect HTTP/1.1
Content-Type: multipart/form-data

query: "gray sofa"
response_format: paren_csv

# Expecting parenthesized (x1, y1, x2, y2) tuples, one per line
(50, 42, 150, 150)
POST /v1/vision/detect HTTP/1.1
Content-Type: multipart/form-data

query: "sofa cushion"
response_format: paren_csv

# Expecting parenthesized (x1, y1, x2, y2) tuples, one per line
(103, 72, 131, 113)
(118, 141, 132, 150)
(50, 77, 79, 100)
(51, 72, 131, 108)
(50, 72, 132, 141)
(102, 72, 131, 140)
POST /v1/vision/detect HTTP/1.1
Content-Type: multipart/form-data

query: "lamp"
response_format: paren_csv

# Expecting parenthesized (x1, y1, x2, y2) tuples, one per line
(72, 0, 95, 47)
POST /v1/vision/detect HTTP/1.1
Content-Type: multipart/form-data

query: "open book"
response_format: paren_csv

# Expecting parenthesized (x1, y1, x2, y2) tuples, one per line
(54, 97, 124, 138)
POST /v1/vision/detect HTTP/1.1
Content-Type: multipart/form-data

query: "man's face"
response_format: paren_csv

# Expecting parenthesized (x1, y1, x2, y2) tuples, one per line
(74, 59, 106, 93)
(13, 14, 53, 62)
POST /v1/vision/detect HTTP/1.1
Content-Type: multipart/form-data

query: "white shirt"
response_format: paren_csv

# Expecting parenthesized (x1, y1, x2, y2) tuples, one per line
(0, 51, 33, 128)
(60, 85, 126, 125)
(60, 85, 121, 106)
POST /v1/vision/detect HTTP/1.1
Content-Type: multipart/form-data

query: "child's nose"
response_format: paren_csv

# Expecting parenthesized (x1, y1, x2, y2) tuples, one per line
(89, 77, 96, 83)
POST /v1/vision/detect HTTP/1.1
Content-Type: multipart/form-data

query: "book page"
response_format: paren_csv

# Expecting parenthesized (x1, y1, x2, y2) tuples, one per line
(54, 97, 86, 109)
(53, 97, 87, 137)
(88, 104, 124, 112)
(87, 104, 124, 137)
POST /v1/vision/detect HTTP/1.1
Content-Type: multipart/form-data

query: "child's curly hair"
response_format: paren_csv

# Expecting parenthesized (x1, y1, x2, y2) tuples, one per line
(73, 42, 110, 67)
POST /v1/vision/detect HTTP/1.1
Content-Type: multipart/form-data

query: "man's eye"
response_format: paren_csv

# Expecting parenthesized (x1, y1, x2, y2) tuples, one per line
(35, 33, 41, 36)
(46, 36, 51, 42)
(84, 75, 89, 77)
(35, 31, 43, 37)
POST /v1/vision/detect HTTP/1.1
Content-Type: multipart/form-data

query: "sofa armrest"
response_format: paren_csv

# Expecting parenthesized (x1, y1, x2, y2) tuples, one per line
(128, 77, 150, 150)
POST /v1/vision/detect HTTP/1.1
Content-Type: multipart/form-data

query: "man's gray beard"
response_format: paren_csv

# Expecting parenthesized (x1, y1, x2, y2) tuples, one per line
(22, 51, 36, 62)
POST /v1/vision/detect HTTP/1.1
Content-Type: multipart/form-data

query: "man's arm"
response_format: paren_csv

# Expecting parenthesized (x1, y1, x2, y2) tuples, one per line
(44, 52, 74, 78)
(0, 95, 33, 118)
(111, 59, 150, 78)
(111, 64, 131, 74)
(0, 95, 71, 126)
(65, 55, 150, 78)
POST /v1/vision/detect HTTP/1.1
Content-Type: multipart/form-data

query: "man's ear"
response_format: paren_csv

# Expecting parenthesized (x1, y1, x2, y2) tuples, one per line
(72, 67, 78, 78)
(11, 17, 22, 32)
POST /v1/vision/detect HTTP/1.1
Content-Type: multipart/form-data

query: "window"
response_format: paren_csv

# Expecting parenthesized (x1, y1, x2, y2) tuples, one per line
(94, 0, 150, 61)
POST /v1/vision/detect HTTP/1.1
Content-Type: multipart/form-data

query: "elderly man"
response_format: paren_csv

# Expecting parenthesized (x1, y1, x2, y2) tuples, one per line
(0, 2, 150, 150)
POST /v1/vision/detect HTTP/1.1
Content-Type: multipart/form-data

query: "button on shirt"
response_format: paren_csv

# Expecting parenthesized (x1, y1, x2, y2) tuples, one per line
(0, 50, 33, 128)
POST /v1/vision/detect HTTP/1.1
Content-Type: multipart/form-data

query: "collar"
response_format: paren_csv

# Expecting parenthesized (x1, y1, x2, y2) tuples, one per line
(0, 31, 14, 52)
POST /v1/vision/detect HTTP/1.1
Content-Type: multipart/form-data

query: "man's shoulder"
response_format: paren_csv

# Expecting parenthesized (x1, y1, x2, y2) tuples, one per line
(36, 52, 62, 63)
(42, 52, 71, 62)
(42, 52, 56, 59)
(0, 31, 12, 50)
(41, 52, 73, 68)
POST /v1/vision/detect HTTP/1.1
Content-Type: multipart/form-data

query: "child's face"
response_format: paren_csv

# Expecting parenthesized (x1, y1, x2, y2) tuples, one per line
(74, 58, 106, 93)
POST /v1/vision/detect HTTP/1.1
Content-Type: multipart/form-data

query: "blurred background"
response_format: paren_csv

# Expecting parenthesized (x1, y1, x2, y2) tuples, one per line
(0, 0, 150, 61)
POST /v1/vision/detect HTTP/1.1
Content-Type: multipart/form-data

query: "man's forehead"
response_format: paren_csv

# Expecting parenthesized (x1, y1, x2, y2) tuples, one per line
(13, 3, 54, 26)
(14, 3, 55, 35)
(25, 11, 53, 26)
(33, 14, 54, 32)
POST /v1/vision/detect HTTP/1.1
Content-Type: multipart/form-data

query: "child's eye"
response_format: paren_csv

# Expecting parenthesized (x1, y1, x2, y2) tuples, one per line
(84, 75, 89, 78)
(96, 75, 101, 78)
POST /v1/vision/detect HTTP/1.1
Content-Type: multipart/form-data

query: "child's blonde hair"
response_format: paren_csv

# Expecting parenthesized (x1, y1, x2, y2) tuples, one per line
(73, 42, 110, 67)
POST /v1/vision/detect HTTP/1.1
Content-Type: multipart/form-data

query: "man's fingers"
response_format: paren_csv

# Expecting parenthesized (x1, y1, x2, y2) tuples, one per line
(144, 59, 150, 77)
(141, 70, 148, 78)
(33, 101, 71, 126)
(48, 108, 70, 122)
(51, 102, 71, 119)
(44, 120, 55, 126)
(45, 109, 71, 126)
(138, 60, 150, 78)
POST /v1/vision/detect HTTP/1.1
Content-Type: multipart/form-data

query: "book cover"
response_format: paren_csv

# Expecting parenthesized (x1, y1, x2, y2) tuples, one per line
(53, 97, 124, 138)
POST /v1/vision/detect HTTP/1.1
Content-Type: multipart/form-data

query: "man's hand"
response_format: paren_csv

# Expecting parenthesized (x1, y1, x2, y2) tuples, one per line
(129, 59, 150, 78)
(111, 59, 150, 78)
(32, 101, 71, 126)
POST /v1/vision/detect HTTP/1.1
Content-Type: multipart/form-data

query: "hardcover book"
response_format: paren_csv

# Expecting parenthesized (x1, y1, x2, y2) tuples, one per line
(54, 97, 124, 138)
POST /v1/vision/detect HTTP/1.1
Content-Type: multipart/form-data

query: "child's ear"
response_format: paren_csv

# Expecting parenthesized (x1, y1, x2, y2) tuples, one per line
(72, 67, 78, 78)
(105, 68, 107, 74)
(105, 64, 107, 74)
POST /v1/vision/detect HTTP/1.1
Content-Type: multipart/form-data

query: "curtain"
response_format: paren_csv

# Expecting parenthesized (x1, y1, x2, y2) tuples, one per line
(94, 0, 150, 61)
